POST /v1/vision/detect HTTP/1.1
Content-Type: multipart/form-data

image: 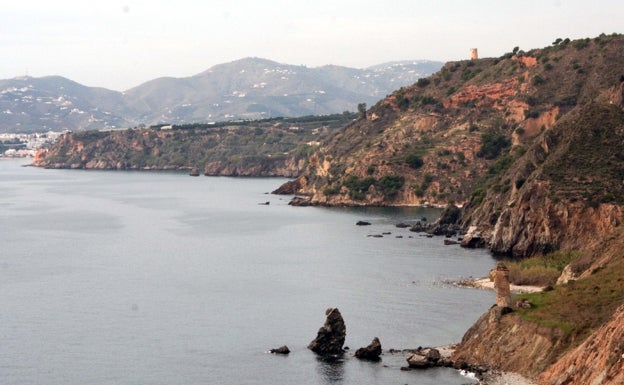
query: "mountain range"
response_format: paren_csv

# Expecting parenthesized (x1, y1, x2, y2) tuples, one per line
(0, 58, 442, 133)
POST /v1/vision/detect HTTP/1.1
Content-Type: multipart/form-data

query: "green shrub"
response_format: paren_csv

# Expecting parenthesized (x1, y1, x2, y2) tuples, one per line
(405, 153, 424, 169)
(323, 186, 341, 195)
(488, 155, 514, 175)
(471, 187, 486, 205)
(572, 38, 590, 50)
(397, 96, 410, 111)
(477, 130, 510, 159)
(377, 175, 405, 199)
(421, 96, 439, 105)
(343, 176, 376, 200)
(416, 78, 431, 87)
(532, 75, 545, 86)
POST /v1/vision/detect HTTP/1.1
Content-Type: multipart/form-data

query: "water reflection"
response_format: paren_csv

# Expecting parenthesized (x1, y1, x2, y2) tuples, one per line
(315, 355, 345, 384)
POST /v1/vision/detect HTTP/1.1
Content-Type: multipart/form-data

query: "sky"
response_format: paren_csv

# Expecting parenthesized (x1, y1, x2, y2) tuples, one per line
(2, 0, 623, 91)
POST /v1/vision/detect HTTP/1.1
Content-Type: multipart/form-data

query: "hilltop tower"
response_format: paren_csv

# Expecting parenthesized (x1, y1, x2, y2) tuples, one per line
(470, 48, 478, 60)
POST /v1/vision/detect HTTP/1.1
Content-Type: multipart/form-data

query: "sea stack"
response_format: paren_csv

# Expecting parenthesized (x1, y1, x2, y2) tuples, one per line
(308, 308, 346, 355)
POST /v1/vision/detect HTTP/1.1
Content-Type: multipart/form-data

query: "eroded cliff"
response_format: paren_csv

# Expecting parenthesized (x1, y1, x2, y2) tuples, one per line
(538, 305, 624, 385)
(462, 102, 624, 257)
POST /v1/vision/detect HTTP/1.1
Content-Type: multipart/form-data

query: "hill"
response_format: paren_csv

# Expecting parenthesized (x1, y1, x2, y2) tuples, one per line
(281, 35, 624, 209)
(34, 114, 356, 177)
(124, 58, 442, 124)
(0, 58, 442, 133)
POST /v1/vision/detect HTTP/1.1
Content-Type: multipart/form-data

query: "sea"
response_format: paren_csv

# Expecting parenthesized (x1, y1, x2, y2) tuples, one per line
(0, 158, 496, 385)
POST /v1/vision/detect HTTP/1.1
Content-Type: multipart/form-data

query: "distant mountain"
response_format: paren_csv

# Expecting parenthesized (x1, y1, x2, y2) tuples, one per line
(0, 76, 133, 133)
(0, 58, 443, 133)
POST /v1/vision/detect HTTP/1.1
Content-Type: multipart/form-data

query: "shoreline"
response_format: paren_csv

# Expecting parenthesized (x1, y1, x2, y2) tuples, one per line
(387, 344, 536, 385)
(451, 277, 544, 294)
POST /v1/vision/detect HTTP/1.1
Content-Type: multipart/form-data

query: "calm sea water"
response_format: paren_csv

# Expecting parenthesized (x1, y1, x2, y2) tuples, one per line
(0, 159, 495, 385)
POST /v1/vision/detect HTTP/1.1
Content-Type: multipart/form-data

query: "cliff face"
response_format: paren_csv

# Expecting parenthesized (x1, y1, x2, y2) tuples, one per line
(462, 102, 624, 257)
(538, 305, 624, 385)
(452, 308, 566, 376)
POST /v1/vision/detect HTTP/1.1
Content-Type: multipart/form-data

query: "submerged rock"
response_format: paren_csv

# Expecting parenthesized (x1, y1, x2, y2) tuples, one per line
(356, 221, 372, 226)
(308, 308, 346, 355)
(354, 337, 382, 361)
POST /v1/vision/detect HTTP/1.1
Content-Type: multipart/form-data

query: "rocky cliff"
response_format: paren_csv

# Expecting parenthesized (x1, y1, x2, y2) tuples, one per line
(278, 34, 624, 212)
(452, 307, 567, 376)
(461, 102, 624, 257)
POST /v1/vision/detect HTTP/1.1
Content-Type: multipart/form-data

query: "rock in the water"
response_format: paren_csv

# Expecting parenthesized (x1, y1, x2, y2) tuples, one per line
(395, 222, 411, 228)
(410, 221, 427, 232)
(406, 348, 442, 368)
(270, 345, 290, 355)
(354, 337, 382, 361)
(289, 196, 312, 206)
(356, 220, 372, 226)
(308, 308, 346, 355)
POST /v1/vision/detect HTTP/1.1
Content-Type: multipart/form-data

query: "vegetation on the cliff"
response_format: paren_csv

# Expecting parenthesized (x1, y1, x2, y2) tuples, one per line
(506, 251, 577, 286)
(515, 250, 624, 340)
(37, 113, 356, 176)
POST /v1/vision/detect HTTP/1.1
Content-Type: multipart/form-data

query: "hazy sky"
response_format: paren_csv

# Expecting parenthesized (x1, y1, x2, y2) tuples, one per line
(2, 0, 622, 91)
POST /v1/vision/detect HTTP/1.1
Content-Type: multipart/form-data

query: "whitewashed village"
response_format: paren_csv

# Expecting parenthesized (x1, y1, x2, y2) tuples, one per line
(0, 131, 64, 158)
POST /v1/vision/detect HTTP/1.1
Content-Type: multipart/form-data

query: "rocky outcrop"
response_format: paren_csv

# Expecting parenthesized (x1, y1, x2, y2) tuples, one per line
(272, 176, 307, 195)
(308, 308, 346, 356)
(406, 347, 453, 369)
(538, 305, 624, 385)
(452, 307, 566, 377)
(354, 337, 382, 361)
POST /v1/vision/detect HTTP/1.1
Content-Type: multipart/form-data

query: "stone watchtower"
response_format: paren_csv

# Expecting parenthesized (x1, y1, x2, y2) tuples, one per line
(470, 48, 478, 60)
(492, 262, 512, 308)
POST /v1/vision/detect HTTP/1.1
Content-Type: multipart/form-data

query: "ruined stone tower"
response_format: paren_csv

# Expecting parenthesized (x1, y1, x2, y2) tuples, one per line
(470, 48, 478, 60)
(492, 262, 512, 308)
